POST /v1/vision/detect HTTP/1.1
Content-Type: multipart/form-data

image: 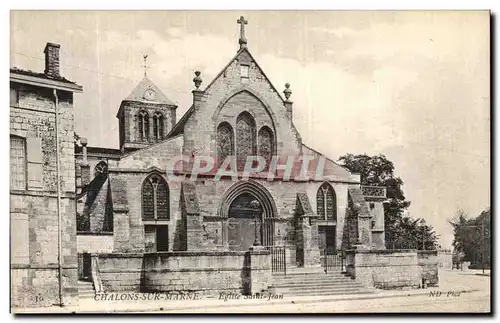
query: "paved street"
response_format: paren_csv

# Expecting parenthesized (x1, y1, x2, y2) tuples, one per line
(167, 292, 490, 313)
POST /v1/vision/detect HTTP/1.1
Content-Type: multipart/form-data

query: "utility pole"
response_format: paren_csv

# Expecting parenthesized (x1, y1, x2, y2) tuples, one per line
(481, 218, 485, 274)
(422, 226, 425, 251)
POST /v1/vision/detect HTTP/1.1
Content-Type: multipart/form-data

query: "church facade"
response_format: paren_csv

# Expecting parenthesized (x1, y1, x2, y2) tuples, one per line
(10, 17, 390, 308)
(74, 17, 387, 276)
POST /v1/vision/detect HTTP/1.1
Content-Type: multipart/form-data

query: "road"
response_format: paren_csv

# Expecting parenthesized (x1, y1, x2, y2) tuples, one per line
(165, 291, 490, 313)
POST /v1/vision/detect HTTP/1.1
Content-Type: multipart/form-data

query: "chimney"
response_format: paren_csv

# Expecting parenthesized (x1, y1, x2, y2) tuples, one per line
(44, 42, 61, 78)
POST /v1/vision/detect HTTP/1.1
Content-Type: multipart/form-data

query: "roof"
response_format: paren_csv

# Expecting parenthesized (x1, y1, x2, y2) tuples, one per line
(203, 47, 285, 102)
(10, 67, 77, 84)
(123, 76, 177, 106)
(301, 143, 354, 180)
(10, 67, 82, 92)
(167, 104, 194, 138)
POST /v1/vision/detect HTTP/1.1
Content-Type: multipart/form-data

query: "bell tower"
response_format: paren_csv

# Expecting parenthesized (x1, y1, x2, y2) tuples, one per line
(117, 55, 177, 153)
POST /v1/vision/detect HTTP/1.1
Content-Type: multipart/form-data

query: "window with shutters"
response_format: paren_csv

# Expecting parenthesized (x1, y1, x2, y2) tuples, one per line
(316, 182, 337, 221)
(240, 64, 249, 82)
(10, 88, 19, 106)
(26, 137, 43, 189)
(10, 136, 26, 190)
(142, 173, 169, 220)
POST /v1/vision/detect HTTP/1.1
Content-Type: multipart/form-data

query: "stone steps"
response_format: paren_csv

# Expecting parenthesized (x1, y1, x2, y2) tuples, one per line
(270, 271, 374, 297)
(271, 281, 364, 289)
(78, 280, 95, 299)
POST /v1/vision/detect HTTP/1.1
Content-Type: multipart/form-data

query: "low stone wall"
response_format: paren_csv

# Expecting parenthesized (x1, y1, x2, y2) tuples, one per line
(97, 253, 144, 292)
(436, 249, 453, 270)
(417, 250, 439, 287)
(346, 249, 422, 289)
(96, 250, 272, 295)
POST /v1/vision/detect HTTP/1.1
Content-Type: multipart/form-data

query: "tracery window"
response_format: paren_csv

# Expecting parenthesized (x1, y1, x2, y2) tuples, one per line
(258, 126, 274, 171)
(153, 112, 164, 141)
(316, 182, 337, 221)
(217, 122, 234, 167)
(137, 110, 149, 142)
(236, 112, 256, 171)
(142, 173, 169, 220)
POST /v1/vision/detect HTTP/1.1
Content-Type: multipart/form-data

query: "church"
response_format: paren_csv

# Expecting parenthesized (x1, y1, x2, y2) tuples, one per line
(12, 16, 397, 308)
(74, 16, 387, 273)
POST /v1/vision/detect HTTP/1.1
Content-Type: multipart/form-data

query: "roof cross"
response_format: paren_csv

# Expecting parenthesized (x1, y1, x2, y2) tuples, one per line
(237, 16, 248, 49)
(142, 54, 150, 77)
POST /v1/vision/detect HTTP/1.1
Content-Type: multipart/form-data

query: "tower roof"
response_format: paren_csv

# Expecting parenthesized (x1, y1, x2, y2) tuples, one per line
(123, 76, 177, 106)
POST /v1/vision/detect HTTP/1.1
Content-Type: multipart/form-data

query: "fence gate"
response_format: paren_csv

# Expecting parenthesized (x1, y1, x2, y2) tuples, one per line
(323, 249, 344, 274)
(266, 246, 286, 275)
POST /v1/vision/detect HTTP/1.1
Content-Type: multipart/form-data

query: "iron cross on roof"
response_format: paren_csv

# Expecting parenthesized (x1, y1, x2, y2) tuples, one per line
(237, 16, 248, 48)
(142, 54, 150, 77)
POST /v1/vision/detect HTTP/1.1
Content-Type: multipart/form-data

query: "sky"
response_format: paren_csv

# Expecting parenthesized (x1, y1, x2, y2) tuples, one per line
(10, 10, 490, 248)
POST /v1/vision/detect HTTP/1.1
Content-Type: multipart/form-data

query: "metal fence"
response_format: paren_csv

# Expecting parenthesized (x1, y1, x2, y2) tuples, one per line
(266, 246, 286, 275)
(323, 248, 344, 274)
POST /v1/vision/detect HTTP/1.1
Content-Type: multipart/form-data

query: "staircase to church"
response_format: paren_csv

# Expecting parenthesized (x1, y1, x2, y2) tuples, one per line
(78, 280, 95, 299)
(268, 268, 375, 297)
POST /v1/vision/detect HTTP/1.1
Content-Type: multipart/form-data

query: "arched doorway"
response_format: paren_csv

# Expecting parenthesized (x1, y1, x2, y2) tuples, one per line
(227, 193, 262, 251)
(220, 181, 277, 251)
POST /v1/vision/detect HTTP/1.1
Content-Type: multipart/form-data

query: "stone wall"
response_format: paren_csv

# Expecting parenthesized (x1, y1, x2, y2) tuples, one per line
(10, 83, 78, 308)
(417, 250, 439, 287)
(97, 253, 143, 291)
(107, 162, 352, 266)
(77, 233, 114, 253)
(96, 250, 271, 295)
(118, 100, 176, 149)
(182, 48, 302, 166)
(437, 249, 453, 270)
(346, 249, 422, 289)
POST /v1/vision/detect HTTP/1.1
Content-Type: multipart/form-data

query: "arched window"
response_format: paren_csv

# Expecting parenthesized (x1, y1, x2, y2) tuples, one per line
(258, 126, 274, 171)
(236, 112, 256, 171)
(153, 112, 164, 141)
(317, 182, 337, 221)
(137, 110, 149, 142)
(142, 173, 169, 220)
(217, 122, 234, 167)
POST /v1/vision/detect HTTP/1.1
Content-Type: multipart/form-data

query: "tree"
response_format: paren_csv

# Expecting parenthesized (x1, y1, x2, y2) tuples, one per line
(338, 153, 438, 250)
(449, 208, 490, 266)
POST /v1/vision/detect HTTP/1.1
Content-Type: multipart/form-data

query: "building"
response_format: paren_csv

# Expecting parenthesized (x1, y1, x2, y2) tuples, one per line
(73, 17, 388, 294)
(12, 18, 403, 308)
(10, 43, 83, 307)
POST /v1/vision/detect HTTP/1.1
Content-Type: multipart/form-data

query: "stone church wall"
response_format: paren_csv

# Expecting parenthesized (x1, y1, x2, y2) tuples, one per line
(194, 178, 350, 254)
(183, 49, 302, 164)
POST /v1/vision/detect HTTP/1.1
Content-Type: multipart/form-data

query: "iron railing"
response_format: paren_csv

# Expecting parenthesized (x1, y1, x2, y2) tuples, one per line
(266, 246, 286, 275)
(361, 185, 387, 199)
(323, 249, 345, 274)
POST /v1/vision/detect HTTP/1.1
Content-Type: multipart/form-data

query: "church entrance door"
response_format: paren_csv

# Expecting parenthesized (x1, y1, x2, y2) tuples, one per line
(227, 193, 262, 251)
(318, 225, 336, 256)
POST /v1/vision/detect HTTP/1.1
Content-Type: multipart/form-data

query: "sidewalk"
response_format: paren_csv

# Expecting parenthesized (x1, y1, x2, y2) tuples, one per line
(13, 270, 490, 314)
